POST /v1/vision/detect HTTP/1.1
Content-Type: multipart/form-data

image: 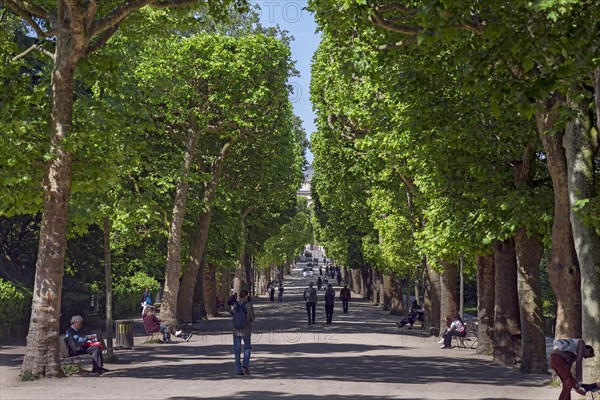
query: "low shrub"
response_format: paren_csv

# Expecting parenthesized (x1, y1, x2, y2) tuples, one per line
(0, 278, 32, 337)
(113, 271, 160, 318)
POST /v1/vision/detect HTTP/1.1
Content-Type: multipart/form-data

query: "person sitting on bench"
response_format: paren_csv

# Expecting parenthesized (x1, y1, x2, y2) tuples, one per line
(439, 314, 466, 349)
(396, 300, 425, 329)
(65, 315, 108, 374)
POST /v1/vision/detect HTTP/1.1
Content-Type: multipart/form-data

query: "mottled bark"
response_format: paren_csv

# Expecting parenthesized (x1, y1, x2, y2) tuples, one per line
(537, 105, 582, 338)
(177, 140, 233, 323)
(492, 238, 521, 366)
(515, 227, 546, 373)
(351, 269, 362, 295)
(22, 29, 83, 377)
(103, 217, 114, 357)
(424, 263, 441, 330)
(161, 129, 198, 326)
(204, 263, 217, 318)
(439, 261, 459, 325)
(382, 273, 393, 311)
(389, 272, 404, 315)
(563, 101, 600, 383)
(477, 253, 495, 355)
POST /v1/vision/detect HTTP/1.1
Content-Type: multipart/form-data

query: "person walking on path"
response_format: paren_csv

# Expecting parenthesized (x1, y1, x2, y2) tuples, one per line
(324, 284, 335, 324)
(339, 285, 351, 314)
(231, 289, 255, 376)
(277, 282, 284, 302)
(303, 282, 317, 325)
(268, 281, 275, 302)
(549, 338, 596, 400)
(317, 276, 323, 290)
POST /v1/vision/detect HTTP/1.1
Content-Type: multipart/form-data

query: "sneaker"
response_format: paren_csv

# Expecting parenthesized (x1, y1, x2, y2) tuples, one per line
(175, 330, 183, 337)
(242, 366, 250, 375)
(441, 345, 451, 349)
(438, 338, 444, 344)
(185, 333, 193, 342)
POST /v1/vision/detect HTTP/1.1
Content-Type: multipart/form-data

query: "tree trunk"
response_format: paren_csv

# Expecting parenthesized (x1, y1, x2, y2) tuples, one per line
(193, 260, 207, 321)
(538, 107, 582, 338)
(424, 262, 441, 330)
(515, 227, 546, 373)
(477, 253, 495, 355)
(382, 273, 393, 311)
(178, 140, 233, 323)
(492, 238, 521, 366)
(204, 263, 217, 318)
(361, 266, 371, 299)
(22, 39, 82, 377)
(161, 129, 198, 326)
(351, 268, 362, 295)
(459, 255, 464, 319)
(103, 217, 114, 357)
(563, 100, 600, 384)
(404, 272, 411, 312)
(439, 260, 459, 324)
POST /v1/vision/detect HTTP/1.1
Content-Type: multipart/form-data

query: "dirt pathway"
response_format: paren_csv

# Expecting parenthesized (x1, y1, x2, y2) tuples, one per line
(0, 264, 558, 400)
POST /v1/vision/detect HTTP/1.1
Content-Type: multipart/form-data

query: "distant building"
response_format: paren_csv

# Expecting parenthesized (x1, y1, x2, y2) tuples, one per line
(298, 165, 312, 206)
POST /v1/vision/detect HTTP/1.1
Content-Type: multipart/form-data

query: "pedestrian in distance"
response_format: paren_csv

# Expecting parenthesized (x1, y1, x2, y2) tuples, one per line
(141, 288, 152, 316)
(317, 276, 323, 290)
(277, 282, 284, 302)
(324, 284, 335, 325)
(336, 272, 342, 286)
(303, 281, 317, 325)
(550, 338, 597, 400)
(230, 289, 255, 376)
(269, 282, 275, 302)
(339, 285, 351, 314)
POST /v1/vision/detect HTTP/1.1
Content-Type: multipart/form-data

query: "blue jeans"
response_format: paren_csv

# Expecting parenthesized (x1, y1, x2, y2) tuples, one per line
(233, 335, 251, 373)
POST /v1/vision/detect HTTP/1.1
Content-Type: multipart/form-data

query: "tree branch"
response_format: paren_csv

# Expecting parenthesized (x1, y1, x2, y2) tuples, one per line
(368, 6, 421, 36)
(85, 24, 119, 56)
(11, 42, 55, 62)
(91, 0, 200, 37)
(3, 0, 48, 38)
(90, 0, 156, 37)
(3, 0, 50, 19)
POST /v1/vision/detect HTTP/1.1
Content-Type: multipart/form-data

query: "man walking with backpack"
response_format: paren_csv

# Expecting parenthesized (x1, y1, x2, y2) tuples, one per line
(231, 289, 255, 375)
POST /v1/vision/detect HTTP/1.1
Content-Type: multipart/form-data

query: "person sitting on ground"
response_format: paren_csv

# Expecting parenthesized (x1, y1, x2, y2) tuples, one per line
(550, 338, 597, 400)
(143, 306, 192, 343)
(440, 314, 466, 349)
(65, 315, 108, 374)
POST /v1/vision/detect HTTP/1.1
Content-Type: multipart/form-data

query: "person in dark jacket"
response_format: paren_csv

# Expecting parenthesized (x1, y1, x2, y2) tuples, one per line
(339, 285, 351, 314)
(324, 284, 336, 325)
(65, 315, 108, 374)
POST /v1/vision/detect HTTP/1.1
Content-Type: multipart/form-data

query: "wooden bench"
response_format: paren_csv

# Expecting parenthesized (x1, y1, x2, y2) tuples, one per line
(59, 335, 93, 365)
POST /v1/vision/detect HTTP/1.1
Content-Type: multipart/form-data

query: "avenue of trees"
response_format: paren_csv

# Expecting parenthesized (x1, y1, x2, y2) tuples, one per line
(308, 0, 599, 382)
(0, 2, 309, 378)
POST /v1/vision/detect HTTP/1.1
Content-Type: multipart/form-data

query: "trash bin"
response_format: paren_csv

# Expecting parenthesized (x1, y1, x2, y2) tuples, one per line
(192, 303, 201, 323)
(115, 319, 134, 348)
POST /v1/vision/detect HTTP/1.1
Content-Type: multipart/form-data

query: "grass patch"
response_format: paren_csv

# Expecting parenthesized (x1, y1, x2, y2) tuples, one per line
(62, 363, 81, 376)
(19, 370, 38, 381)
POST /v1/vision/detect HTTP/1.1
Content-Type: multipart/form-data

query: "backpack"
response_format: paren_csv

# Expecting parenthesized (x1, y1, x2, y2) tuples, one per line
(232, 301, 248, 330)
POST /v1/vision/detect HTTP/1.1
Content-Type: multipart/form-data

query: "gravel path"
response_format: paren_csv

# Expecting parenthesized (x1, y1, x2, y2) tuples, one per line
(0, 264, 558, 400)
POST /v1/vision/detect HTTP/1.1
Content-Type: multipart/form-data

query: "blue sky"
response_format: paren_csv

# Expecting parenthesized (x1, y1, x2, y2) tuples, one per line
(253, 1, 320, 164)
